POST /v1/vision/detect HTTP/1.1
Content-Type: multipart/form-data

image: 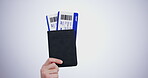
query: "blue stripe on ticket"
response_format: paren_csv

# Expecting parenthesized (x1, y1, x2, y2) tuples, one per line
(46, 16, 50, 31)
(73, 13, 78, 39)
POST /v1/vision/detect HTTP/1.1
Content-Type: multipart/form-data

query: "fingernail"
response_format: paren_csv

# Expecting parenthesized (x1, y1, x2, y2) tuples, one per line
(60, 60, 63, 64)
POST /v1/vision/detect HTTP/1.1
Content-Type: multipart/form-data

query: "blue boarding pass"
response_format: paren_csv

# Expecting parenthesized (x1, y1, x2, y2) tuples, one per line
(46, 11, 78, 38)
(57, 11, 78, 38)
(46, 14, 57, 31)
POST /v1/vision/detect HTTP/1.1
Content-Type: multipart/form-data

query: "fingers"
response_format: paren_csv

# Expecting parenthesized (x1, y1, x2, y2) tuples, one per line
(49, 74, 59, 78)
(41, 58, 62, 78)
(48, 69, 59, 74)
(42, 63, 59, 73)
(41, 63, 59, 78)
(43, 58, 63, 66)
(41, 71, 59, 78)
(44, 63, 59, 70)
(45, 74, 59, 78)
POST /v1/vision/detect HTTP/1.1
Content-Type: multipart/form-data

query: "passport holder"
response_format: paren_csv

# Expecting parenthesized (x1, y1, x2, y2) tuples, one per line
(47, 30, 77, 67)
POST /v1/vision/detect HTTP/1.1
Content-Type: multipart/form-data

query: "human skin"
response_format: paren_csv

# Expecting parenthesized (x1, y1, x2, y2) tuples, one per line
(40, 58, 63, 78)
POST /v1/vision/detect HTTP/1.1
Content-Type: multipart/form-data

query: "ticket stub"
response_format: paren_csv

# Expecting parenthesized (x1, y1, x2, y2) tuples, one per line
(57, 11, 78, 31)
(57, 11, 78, 38)
(57, 11, 73, 30)
(46, 11, 78, 38)
(46, 14, 57, 31)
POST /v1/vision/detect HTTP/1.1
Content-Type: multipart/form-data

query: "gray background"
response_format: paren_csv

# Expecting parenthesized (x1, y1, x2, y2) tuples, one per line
(0, 0, 148, 78)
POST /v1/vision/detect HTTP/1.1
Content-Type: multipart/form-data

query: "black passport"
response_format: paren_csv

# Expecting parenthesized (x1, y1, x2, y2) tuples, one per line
(47, 30, 77, 67)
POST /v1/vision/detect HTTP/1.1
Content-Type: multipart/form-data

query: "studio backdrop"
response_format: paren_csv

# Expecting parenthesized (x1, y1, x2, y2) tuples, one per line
(0, 0, 148, 78)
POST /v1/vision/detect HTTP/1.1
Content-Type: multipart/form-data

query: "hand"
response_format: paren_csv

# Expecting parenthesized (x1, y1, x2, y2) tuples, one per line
(40, 58, 63, 78)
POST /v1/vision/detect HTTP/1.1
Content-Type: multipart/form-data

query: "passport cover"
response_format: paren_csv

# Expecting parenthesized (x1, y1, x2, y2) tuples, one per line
(47, 30, 77, 67)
